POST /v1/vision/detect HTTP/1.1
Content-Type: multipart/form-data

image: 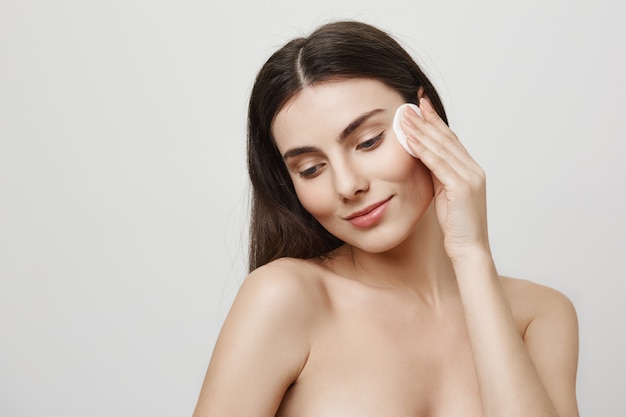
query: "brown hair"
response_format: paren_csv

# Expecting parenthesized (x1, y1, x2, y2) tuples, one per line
(247, 20, 448, 271)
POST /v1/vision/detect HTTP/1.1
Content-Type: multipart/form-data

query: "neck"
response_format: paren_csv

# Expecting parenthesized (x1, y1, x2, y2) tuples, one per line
(337, 202, 457, 305)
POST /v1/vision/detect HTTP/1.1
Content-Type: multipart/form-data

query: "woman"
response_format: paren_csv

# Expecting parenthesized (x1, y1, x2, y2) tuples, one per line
(193, 21, 579, 417)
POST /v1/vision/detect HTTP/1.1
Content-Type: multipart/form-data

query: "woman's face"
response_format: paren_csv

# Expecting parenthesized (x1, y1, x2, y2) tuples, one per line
(272, 78, 434, 253)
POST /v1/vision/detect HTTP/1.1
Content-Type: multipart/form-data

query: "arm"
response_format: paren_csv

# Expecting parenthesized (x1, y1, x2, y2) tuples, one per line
(401, 97, 579, 416)
(522, 283, 579, 417)
(453, 256, 579, 417)
(192, 262, 314, 417)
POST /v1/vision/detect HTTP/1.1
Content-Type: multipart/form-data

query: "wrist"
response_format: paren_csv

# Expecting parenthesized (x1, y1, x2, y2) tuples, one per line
(450, 245, 497, 276)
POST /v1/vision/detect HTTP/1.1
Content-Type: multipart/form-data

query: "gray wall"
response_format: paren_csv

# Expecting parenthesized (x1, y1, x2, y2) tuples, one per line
(1, 0, 624, 415)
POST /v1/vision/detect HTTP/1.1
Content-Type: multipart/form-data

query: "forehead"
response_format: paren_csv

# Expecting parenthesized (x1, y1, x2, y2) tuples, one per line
(271, 78, 405, 151)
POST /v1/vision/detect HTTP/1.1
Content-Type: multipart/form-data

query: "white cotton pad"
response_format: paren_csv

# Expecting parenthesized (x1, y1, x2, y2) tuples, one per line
(392, 103, 422, 158)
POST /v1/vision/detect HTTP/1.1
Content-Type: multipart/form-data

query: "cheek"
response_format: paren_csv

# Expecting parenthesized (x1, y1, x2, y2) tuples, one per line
(293, 180, 336, 219)
(408, 161, 434, 198)
(373, 143, 433, 192)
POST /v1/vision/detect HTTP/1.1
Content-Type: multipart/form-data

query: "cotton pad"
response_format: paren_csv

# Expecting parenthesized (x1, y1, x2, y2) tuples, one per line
(392, 103, 422, 158)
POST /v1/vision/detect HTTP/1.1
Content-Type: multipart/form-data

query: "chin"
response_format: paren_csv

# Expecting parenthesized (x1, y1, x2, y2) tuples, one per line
(340, 223, 418, 254)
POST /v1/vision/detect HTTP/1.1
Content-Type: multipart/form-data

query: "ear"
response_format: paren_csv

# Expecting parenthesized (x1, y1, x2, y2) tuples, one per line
(417, 86, 425, 101)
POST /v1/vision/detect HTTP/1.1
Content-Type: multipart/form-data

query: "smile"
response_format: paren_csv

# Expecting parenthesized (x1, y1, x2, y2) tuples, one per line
(345, 197, 392, 228)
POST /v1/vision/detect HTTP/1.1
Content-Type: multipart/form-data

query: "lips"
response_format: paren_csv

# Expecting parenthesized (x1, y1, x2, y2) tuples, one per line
(345, 197, 392, 228)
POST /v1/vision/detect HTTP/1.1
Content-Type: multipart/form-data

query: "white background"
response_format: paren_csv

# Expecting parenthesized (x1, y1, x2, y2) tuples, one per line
(1, 0, 624, 415)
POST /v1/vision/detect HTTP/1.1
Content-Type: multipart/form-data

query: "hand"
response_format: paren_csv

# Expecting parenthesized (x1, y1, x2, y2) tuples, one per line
(402, 97, 491, 263)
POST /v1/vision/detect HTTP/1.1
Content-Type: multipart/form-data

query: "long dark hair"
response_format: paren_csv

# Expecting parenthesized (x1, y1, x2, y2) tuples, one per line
(247, 20, 448, 271)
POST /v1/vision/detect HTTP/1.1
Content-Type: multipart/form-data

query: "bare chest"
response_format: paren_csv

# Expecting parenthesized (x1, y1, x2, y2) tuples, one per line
(276, 290, 485, 417)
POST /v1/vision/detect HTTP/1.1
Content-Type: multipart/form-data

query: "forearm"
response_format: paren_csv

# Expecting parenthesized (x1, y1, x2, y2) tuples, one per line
(453, 250, 559, 417)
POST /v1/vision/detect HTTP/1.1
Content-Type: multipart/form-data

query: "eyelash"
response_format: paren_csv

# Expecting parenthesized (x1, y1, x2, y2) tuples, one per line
(299, 164, 323, 178)
(356, 131, 385, 150)
(298, 131, 385, 179)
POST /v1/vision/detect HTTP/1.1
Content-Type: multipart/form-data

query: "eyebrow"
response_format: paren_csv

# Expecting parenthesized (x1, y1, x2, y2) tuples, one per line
(282, 146, 319, 160)
(282, 108, 385, 160)
(339, 108, 385, 141)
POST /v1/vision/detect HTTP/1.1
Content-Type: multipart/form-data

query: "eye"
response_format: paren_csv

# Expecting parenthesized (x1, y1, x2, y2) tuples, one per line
(299, 163, 325, 179)
(357, 131, 385, 150)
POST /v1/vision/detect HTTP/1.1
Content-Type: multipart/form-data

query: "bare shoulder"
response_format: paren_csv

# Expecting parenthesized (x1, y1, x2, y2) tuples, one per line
(500, 276, 580, 415)
(235, 257, 331, 326)
(500, 276, 578, 336)
(194, 257, 331, 416)
(501, 276, 576, 312)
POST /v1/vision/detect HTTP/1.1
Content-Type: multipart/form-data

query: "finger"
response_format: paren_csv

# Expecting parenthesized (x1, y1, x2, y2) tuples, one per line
(408, 99, 472, 159)
(405, 131, 466, 187)
(404, 118, 486, 196)
(408, 134, 487, 219)
(418, 96, 454, 133)
(404, 106, 471, 165)
(402, 116, 478, 179)
(403, 100, 483, 177)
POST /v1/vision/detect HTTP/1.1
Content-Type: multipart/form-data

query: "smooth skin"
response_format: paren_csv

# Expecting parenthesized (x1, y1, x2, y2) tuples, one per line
(193, 78, 579, 417)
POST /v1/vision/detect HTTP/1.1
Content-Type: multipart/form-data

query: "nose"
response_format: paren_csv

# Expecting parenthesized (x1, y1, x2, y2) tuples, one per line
(333, 158, 369, 201)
